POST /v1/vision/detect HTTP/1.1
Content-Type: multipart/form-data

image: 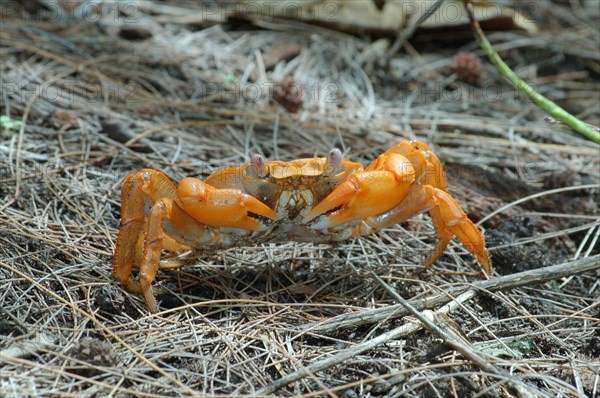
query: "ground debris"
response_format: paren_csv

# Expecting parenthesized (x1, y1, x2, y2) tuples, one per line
(1, 0, 598, 396)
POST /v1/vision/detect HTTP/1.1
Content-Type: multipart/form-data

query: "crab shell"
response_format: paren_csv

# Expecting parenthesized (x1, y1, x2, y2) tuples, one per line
(201, 149, 364, 241)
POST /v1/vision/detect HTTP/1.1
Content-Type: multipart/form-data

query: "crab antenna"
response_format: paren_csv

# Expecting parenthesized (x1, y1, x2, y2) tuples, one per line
(250, 153, 267, 177)
(328, 148, 342, 170)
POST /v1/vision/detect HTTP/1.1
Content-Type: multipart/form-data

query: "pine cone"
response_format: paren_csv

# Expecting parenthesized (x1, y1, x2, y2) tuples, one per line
(451, 52, 484, 86)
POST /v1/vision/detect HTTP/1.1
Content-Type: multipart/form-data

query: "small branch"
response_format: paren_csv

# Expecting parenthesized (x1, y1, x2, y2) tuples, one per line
(257, 314, 423, 395)
(475, 254, 599, 291)
(261, 255, 598, 395)
(389, 0, 445, 55)
(259, 256, 574, 396)
(257, 288, 479, 395)
(372, 274, 538, 398)
(463, 0, 600, 144)
(303, 254, 600, 333)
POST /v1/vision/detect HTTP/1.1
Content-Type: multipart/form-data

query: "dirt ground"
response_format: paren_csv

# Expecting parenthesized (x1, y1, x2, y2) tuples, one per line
(1, 1, 599, 397)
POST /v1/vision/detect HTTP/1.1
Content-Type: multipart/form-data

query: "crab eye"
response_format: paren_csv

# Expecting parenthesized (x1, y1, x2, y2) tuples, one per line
(249, 153, 268, 178)
(327, 148, 342, 171)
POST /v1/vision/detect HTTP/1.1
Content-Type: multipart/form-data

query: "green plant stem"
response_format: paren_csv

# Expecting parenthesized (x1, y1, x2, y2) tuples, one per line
(464, 1, 600, 144)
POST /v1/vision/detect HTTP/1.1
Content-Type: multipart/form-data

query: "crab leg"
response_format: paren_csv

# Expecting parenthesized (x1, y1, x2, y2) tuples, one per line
(136, 197, 227, 313)
(113, 170, 190, 295)
(139, 191, 276, 313)
(354, 185, 491, 275)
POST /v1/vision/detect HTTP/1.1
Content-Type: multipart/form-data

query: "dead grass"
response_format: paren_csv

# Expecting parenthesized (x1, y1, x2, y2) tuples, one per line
(1, 1, 599, 397)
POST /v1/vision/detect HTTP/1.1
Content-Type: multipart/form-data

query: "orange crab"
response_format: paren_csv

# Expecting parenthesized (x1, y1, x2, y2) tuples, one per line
(113, 140, 491, 313)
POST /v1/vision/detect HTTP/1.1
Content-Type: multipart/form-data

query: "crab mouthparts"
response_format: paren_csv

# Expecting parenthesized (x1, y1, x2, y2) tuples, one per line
(274, 189, 314, 220)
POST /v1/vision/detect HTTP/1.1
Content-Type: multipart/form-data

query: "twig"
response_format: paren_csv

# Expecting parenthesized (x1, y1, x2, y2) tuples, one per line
(372, 273, 537, 398)
(257, 251, 587, 397)
(303, 254, 600, 333)
(257, 306, 424, 395)
(463, 0, 600, 144)
(389, 0, 445, 55)
(261, 253, 598, 394)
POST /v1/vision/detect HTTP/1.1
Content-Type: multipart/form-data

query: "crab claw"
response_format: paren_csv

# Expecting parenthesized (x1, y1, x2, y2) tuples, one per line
(376, 140, 447, 191)
(303, 153, 415, 228)
(178, 177, 277, 231)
